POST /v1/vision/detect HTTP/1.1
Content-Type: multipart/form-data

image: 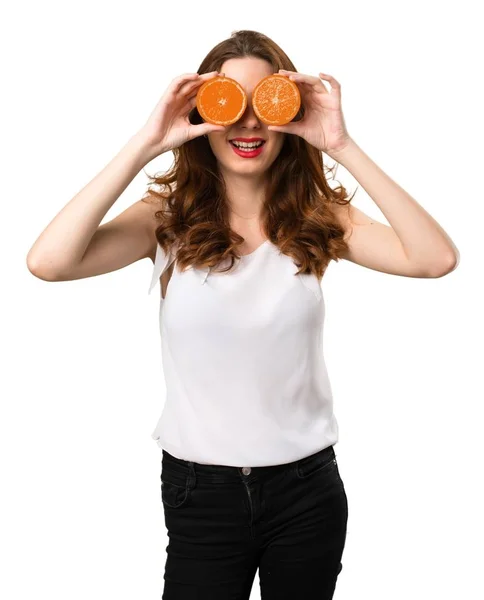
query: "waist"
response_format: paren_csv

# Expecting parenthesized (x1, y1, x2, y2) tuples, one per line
(162, 443, 336, 485)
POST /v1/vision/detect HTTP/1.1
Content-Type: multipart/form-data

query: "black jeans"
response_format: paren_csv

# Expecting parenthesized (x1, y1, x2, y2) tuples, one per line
(160, 444, 348, 599)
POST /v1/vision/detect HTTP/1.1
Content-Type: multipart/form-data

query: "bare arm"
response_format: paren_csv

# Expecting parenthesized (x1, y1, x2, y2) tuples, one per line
(26, 132, 157, 281)
(330, 140, 459, 278)
(26, 71, 225, 283)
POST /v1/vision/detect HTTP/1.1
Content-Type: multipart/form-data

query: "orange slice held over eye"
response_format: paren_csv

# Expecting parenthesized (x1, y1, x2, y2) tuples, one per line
(196, 75, 247, 126)
(252, 73, 301, 126)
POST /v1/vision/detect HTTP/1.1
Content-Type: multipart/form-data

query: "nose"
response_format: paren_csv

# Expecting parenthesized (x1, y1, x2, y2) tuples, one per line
(237, 96, 261, 129)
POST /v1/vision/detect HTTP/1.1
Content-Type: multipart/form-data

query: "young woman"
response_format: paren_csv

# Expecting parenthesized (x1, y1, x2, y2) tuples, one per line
(27, 30, 459, 600)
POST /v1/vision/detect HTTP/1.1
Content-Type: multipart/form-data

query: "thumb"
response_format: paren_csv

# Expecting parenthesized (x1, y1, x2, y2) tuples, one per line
(189, 122, 227, 140)
(268, 122, 299, 135)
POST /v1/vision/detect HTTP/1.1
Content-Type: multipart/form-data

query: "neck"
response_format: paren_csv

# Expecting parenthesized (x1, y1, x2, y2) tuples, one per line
(222, 172, 267, 220)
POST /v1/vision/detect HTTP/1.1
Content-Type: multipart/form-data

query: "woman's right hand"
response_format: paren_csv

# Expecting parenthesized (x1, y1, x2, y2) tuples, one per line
(137, 71, 226, 160)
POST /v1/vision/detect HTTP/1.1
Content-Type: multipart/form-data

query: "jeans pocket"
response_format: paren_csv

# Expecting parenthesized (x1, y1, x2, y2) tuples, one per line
(161, 479, 190, 509)
(296, 449, 337, 479)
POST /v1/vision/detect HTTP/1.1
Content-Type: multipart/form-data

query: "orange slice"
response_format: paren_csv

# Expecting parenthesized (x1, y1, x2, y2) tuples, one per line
(196, 75, 248, 126)
(252, 74, 301, 126)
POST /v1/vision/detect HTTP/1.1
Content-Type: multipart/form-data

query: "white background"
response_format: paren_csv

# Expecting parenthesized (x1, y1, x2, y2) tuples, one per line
(2, 1, 483, 599)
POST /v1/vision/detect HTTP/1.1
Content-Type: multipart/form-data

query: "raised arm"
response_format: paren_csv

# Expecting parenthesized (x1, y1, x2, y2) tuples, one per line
(26, 133, 156, 282)
(26, 70, 226, 282)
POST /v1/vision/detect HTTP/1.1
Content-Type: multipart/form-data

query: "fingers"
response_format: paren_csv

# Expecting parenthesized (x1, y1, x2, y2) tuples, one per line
(181, 94, 197, 116)
(199, 70, 221, 80)
(279, 69, 336, 95)
(319, 72, 340, 89)
(279, 70, 325, 89)
(171, 73, 201, 95)
(178, 78, 204, 98)
(176, 70, 220, 97)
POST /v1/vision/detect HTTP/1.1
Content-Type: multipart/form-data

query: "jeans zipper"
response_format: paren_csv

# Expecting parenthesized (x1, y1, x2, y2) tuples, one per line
(242, 480, 254, 538)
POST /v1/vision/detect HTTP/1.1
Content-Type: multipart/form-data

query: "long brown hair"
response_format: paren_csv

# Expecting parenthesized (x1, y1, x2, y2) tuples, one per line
(142, 29, 354, 280)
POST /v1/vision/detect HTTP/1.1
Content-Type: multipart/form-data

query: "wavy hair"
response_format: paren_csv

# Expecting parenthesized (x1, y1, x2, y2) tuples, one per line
(141, 29, 355, 280)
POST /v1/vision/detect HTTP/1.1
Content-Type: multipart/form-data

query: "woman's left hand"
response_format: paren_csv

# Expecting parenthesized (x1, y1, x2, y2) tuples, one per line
(268, 70, 351, 156)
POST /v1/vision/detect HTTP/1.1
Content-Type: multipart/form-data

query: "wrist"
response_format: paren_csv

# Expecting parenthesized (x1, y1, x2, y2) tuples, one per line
(325, 137, 356, 162)
(129, 129, 163, 167)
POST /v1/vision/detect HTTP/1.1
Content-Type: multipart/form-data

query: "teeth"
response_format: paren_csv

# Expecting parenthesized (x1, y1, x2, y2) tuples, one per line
(232, 141, 264, 148)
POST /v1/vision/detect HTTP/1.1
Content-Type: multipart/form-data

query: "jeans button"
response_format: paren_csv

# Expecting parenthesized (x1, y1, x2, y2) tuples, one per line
(242, 467, 251, 475)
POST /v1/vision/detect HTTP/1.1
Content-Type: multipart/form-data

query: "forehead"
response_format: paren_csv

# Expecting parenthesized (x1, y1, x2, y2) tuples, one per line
(219, 57, 274, 92)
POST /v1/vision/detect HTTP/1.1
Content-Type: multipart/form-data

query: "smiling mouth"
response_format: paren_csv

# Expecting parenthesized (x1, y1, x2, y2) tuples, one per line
(229, 140, 266, 150)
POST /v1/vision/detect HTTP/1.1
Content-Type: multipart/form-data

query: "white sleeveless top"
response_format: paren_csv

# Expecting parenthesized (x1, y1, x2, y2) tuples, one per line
(147, 239, 339, 467)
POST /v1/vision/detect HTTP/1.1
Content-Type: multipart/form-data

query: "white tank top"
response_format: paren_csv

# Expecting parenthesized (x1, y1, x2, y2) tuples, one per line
(147, 238, 339, 467)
